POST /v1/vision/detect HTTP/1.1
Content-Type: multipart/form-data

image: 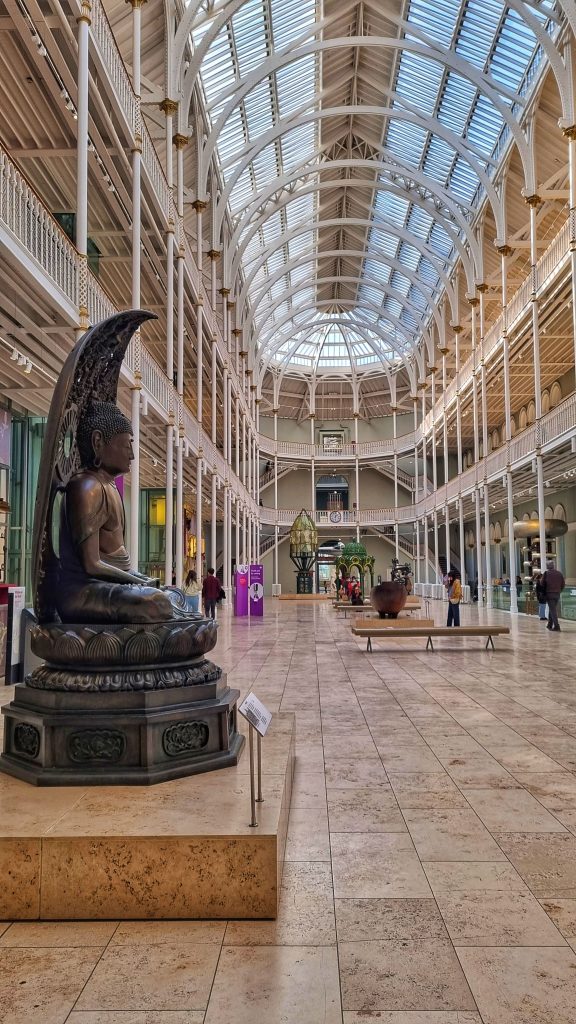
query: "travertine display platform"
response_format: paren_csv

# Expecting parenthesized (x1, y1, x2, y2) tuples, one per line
(0, 711, 295, 921)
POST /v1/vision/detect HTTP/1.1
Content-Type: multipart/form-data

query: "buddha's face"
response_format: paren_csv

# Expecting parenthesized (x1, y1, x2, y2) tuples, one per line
(92, 430, 134, 476)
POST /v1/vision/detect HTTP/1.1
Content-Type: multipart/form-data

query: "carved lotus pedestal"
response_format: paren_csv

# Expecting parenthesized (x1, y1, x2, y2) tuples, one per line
(0, 617, 244, 786)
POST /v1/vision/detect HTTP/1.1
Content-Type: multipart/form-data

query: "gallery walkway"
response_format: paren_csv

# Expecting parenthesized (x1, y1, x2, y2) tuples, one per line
(2, 599, 576, 1022)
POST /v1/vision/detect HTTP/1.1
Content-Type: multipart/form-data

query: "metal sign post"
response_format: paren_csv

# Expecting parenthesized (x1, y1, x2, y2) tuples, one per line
(239, 692, 272, 827)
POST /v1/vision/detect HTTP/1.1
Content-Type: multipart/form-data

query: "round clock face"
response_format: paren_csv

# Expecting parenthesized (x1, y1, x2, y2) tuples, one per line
(329, 511, 342, 523)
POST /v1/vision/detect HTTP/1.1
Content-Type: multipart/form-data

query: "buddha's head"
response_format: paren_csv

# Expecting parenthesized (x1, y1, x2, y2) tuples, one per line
(77, 402, 134, 476)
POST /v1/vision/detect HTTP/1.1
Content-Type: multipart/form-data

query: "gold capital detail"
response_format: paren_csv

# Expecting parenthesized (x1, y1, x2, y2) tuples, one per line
(192, 199, 207, 213)
(524, 194, 541, 207)
(452, 324, 462, 334)
(497, 244, 512, 256)
(232, 328, 242, 337)
(476, 283, 488, 293)
(563, 125, 576, 141)
(77, 0, 92, 23)
(468, 296, 479, 307)
(208, 249, 221, 260)
(160, 98, 178, 117)
(173, 133, 189, 150)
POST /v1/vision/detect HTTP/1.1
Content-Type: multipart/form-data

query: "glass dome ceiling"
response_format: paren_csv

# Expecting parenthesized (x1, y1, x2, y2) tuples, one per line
(190, 0, 558, 377)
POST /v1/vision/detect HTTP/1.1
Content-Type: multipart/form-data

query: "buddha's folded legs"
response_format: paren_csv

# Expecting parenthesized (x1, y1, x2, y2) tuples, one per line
(56, 579, 181, 624)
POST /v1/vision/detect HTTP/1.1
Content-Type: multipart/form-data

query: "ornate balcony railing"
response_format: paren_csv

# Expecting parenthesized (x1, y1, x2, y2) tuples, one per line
(0, 144, 78, 309)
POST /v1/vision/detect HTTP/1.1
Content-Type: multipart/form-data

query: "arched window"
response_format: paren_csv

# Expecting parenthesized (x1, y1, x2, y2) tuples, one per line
(542, 390, 550, 414)
(550, 382, 562, 408)
(527, 400, 535, 424)
(519, 407, 527, 430)
(553, 504, 566, 522)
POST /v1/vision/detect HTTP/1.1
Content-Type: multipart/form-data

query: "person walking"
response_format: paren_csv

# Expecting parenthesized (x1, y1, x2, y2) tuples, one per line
(183, 568, 201, 613)
(446, 572, 462, 627)
(202, 567, 221, 620)
(534, 572, 547, 621)
(542, 560, 565, 632)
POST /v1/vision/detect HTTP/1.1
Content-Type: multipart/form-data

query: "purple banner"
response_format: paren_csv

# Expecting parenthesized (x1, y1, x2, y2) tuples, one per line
(234, 565, 249, 616)
(249, 564, 264, 617)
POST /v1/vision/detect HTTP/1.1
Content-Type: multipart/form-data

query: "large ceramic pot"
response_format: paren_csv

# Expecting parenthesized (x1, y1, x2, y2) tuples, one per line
(370, 582, 407, 619)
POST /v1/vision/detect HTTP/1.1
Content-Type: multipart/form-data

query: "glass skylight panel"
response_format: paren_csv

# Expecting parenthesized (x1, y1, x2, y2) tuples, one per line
(276, 58, 316, 117)
(455, 0, 503, 71)
(422, 134, 457, 185)
(437, 73, 477, 137)
(449, 155, 478, 203)
(408, 0, 459, 48)
(394, 52, 444, 116)
(374, 191, 410, 228)
(387, 119, 428, 166)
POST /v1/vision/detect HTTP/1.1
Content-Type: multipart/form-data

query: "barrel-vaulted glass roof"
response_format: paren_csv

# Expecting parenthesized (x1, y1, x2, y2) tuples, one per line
(190, 0, 558, 377)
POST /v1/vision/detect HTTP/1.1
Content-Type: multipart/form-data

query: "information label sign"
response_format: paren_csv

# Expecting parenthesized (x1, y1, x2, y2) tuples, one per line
(249, 564, 264, 616)
(238, 692, 272, 736)
(234, 564, 249, 616)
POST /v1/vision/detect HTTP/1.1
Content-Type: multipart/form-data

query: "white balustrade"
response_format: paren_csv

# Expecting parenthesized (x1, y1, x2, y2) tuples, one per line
(90, 0, 136, 133)
(140, 123, 171, 222)
(87, 275, 116, 326)
(0, 145, 78, 306)
(540, 393, 576, 446)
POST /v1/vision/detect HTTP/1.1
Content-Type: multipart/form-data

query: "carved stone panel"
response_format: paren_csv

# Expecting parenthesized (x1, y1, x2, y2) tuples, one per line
(67, 730, 126, 763)
(13, 724, 40, 759)
(162, 721, 210, 757)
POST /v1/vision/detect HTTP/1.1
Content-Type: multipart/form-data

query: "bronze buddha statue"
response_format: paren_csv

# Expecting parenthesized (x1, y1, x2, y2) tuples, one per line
(57, 401, 184, 624)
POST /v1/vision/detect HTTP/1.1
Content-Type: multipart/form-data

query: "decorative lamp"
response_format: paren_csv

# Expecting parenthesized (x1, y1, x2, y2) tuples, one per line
(289, 509, 318, 593)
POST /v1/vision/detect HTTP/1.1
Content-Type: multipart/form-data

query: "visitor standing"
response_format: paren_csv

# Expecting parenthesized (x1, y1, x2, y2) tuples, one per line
(534, 572, 547, 621)
(202, 567, 221, 620)
(446, 572, 462, 627)
(542, 560, 565, 632)
(184, 569, 201, 614)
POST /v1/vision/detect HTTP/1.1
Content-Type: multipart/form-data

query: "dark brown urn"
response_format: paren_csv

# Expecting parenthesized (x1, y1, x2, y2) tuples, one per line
(370, 582, 407, 619)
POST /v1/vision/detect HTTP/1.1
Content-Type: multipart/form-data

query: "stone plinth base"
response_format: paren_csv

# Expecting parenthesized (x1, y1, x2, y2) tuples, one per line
(0, 674, 243, 786)
(0, 713, 294, 920)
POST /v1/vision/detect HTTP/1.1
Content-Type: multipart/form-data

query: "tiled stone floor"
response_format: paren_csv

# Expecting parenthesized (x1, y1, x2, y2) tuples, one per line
(2, 599, 576, 1022)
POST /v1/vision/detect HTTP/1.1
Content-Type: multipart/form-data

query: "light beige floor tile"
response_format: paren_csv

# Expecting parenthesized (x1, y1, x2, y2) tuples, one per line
(204, 945, 342, 1024)
(339, 939, 476, 1013)
(440, 753, 520, 790)
(327, 787, 406, 832)
(0, 921, 117, 947)
(335, 898, 448, 942)
(290, 772, 326, 808)
(456, 946, 576, 1024)
(375, 743, 445, 773)
(285, 808, 330, 860)
(324, 757, 389, 789)
(463, 788, 566, 832)
(75, 944, 221, 1012)
(540, 898, 576, 938)
(331, 832, 432, 898)
(494, 833, 576, 897)
(110, 921, 225, 945)
(0, 947, 103, 1024)
(423, 861, 528, 894)
(403, 809, 507, 862)
(435, 889, 566, 946)
(224, 862, 336, 945)
(388, 773, 467, 809)
(513, 772, 576, 810)
(342, 1014, 482, 1023)
(67, 1014, 203, 1023)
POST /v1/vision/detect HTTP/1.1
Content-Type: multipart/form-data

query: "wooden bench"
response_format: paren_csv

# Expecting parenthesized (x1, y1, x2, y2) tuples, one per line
(333, 601, 371, 618)
(334, 601, 422, 618)
(351, 623, 510, 653)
